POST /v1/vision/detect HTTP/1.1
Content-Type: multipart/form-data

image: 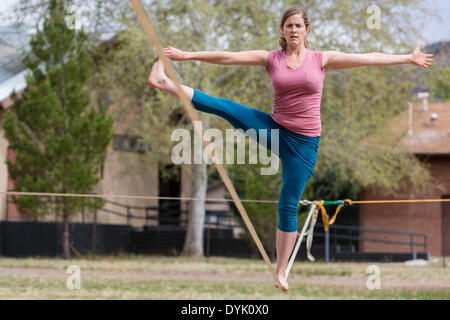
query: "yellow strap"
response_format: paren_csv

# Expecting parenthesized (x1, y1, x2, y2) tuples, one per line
(317, 200, 328, 230)
(328, 205, 341, 225)
(70, 243, 84, 259)
(316, 199, 353, 231)
(328, 199, 351, 225)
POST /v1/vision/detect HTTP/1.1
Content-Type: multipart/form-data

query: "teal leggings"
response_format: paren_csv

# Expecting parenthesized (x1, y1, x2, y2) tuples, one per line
(192, 89, 320, 232)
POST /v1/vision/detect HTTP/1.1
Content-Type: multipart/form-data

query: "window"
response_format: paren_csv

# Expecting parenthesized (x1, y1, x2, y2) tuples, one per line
(113, 134, 151, 153)
(100, 93, 114, 111)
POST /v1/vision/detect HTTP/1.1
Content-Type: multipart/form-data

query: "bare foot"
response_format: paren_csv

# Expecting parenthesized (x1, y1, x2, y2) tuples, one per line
(147, 59, 172, 90)
(274, 273, 288, 291)
(147, 59, 194, 100)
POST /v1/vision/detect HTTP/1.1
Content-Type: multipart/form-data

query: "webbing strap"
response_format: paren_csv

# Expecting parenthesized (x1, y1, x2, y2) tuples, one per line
(305, 207, 318, 262)
(315, 199, 351, 231)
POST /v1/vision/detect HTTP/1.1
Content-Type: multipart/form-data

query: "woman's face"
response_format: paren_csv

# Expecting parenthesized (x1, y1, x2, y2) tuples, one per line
(280, 13, 309, 48)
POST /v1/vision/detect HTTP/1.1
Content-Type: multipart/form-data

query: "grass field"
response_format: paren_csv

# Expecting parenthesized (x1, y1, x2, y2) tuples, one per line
(0, 255, 448, 300)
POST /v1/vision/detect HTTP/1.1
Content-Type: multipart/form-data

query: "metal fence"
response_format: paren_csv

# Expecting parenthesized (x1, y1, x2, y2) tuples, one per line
(311, 223, 428, 262)
(3, 195, 429, 261)
(93, 198, 236, 229)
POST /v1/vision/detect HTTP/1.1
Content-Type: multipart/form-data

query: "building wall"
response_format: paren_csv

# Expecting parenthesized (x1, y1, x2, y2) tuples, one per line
(0, 120, 33, 221)
(72, 95, 161, 227)
(205, 185, 231, 212)
(0, 95, 163, 226)
(5, 146, 22, 220)
(359, 157, 450, 257)
(180, 167, 233, 226)
(0, 125, 8, 221)
(0, 101, 233, 229)
(89, 144, 159, 227)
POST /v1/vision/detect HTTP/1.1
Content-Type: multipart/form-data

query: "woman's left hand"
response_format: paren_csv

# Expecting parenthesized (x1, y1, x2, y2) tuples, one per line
(411, 43, 434, 68)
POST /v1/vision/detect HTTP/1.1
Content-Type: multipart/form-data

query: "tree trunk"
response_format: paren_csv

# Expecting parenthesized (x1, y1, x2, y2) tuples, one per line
(62, 207, 71, 259)
(182, 162, 207, 257)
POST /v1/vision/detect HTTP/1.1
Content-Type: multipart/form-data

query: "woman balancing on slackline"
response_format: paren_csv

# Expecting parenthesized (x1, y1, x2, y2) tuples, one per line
(147, 6, 434, 291)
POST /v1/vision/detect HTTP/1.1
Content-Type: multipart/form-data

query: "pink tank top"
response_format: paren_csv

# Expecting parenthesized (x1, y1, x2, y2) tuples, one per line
(266, 49, 326, 137)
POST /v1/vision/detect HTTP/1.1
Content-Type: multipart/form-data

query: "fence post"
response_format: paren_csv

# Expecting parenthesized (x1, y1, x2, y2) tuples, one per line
(206, 225, 211, 260)
(82, 199, 85, 224)
(5, 192, 8, 221)
(410, 234, 416, 260)
(424, 234, 428, 260)
(92, 208, 97, 257)
(325, 227, 330, 264)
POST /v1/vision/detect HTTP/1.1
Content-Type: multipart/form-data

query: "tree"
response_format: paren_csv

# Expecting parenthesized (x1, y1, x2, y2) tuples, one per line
(211, 0, 438, 250)
(228, 159, 281, 260)
(91, 0, 438, 255)
(92, 0, 258, 257)
(2, 0, 113, 259)
(429, 66, 450, 102)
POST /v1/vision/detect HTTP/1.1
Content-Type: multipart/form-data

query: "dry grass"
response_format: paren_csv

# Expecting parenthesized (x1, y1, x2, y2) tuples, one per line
(0, 255, 448, 299)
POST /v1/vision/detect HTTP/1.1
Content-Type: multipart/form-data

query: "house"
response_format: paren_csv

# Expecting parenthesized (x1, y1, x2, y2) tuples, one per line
(0, 25, 29, 222)
(359, 94, 450, 257)
(0, 26, 234, 230)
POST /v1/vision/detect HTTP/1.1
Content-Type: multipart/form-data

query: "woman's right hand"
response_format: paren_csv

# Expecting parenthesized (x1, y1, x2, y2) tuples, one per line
(163, 46, 189, 61)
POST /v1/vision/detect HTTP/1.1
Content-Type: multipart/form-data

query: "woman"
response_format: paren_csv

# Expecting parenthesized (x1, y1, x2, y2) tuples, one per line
(148, 6, 433, 291)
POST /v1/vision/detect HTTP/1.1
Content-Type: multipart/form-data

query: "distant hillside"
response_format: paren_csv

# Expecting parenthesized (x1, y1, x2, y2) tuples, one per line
(411, 41, 449, 96)
(424, 41, 450, 65)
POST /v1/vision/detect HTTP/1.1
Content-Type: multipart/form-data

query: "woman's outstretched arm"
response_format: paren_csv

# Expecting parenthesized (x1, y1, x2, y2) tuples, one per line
(163, 46, 269, 66)
(322, 43, 434, 70)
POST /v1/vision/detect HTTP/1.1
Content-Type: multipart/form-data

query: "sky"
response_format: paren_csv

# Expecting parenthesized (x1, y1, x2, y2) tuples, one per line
(0, 0, 449, 45)
(408, 0, 450, 44)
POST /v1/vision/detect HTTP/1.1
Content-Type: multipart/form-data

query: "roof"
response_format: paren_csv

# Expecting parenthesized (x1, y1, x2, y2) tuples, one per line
(0, 25, 30, 107)
(391, 101, 450, 155)
(0, 24, 121, 109)
(207, 180, 225, 190)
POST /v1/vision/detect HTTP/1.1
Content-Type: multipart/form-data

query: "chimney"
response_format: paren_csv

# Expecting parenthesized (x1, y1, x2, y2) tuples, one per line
(430, 113, 438, 123)
(408, 102, 413, 136)
(417, 92, 429, 112)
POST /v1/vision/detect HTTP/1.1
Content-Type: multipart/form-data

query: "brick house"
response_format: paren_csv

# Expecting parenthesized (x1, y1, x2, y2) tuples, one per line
(0, 27, 233, 228)
(359, 95, 450, 257)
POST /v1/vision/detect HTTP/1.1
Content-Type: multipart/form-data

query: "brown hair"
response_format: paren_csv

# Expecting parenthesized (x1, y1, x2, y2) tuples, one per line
(279, 6, 310, 51)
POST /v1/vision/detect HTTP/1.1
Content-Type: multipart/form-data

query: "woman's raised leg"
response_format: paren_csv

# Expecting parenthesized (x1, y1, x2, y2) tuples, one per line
(148, 59, 279, 153)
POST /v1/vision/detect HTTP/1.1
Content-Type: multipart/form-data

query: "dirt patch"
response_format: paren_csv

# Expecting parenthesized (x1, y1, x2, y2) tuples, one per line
(1, 266, 448, 290)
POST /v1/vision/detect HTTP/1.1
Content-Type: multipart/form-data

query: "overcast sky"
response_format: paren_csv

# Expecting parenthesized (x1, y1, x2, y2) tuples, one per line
(0, 0, 449, 45)
(409, 0, 450, 44)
